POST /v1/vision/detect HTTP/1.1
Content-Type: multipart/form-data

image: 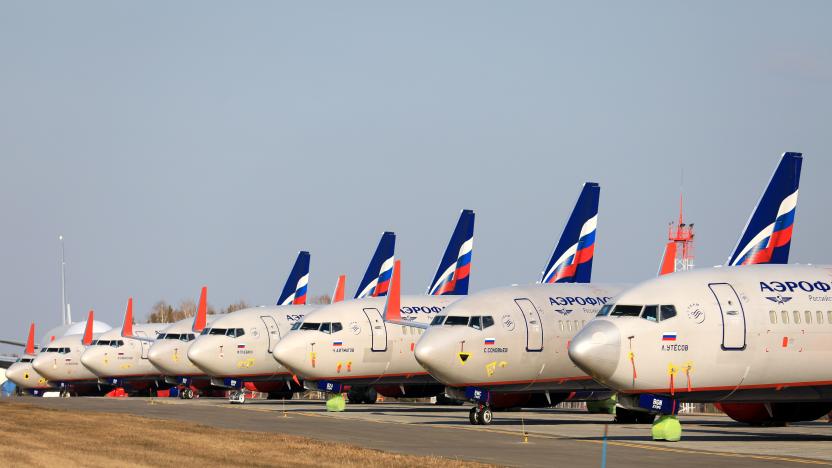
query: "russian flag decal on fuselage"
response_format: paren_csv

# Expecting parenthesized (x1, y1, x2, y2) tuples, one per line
(661, 332, 677, 342)
(484, 338, 496, 346)
(332, 341, 343, 347)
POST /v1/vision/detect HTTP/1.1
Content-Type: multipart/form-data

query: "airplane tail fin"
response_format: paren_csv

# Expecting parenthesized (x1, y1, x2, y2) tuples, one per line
(192, 286, 208, 333)
(82, 310, 94, 345)
(728, 152, 802, 266)
(658, 242, 677, 276)
(355, 232, 396, 299)
(121, 298, 134, 337)
(277, 251, 310, 306)
(25, 322, 36, 355)
(383, 260, 402, 322)
(427, 210, 475, 295)
(540, 183, 600, 284)
(332, 275, 346, 304)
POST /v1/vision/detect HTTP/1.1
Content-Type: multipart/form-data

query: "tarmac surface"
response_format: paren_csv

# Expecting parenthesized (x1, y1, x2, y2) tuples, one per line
(11, 397, 832, 467)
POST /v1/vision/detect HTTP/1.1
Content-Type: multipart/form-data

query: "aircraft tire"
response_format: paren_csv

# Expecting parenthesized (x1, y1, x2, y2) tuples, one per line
(477, 407, 493, 425)
(469, 407, 479, 425)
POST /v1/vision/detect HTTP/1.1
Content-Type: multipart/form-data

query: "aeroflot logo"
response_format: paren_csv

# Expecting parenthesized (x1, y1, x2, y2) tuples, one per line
(759, 281, 832, 293)
(549, 296, 612, 307)
(401, 306, 446, 315)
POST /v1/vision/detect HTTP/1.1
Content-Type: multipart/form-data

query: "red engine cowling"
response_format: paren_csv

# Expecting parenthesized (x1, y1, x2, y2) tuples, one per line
(716, 402, 832, 426)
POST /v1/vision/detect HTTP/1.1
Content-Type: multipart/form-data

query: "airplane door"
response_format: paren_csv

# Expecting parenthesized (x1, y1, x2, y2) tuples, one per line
(135, 331, 150, 359)
(362, 308, 387, 352)
(260, 316, 281, 353)
(515, 299, 543, 352)
(709, 283, 746, 350)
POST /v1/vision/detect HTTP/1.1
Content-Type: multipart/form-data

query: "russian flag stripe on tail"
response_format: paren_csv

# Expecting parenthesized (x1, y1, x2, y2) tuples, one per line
(428, 210, 475, 296)
(277, 251, 311, 306)
(355, 232, 396, 299)
(728, 152, 802, 266)
(541, 183, 600, 284)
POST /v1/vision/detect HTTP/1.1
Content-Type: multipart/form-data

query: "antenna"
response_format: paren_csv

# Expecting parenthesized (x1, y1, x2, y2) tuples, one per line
(667, 184, 695, 273)
(59, 235, 69, 325)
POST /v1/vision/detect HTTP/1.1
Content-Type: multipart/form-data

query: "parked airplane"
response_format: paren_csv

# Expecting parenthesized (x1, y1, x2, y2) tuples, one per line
(5, 323, 53, 394)
(80, 298, 167, 393)
(272, 210, 474, 403)
(570, 153, 811, 426)
(146, 286, 218, 398)
(31, 311, 112, 396)
(187, 238, 392, 403)
(413, 184, 626, 424)
(414, 152, 803, 425)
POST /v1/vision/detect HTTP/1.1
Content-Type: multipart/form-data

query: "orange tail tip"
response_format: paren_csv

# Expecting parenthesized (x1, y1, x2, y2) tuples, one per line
(25, 322, 36, 355)
(83, 310, 95, 345)
(383, 260, 402, 322)
(332, 275, 346, 304)
(658, 242, 677, 276)
(122, 298, 134, 337)
(193, 286, 208, 333)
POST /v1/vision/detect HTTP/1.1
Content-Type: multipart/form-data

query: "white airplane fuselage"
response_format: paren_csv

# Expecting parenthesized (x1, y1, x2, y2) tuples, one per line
(80, 324, 165, 384)
(147, 316, 217, 383)
(273, 295, 459, 386)
(6, 356, 52, 390)
(414, 283, 625, 393)
(569, 264, 832, 403)
(187, 306, 311, 387)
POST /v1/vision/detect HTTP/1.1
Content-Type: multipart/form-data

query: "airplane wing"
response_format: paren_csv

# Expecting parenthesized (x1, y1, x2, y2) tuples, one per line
(0, 339, 27, 348)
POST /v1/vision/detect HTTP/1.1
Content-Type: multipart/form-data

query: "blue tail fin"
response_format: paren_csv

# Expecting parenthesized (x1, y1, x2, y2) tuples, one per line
(427, 209, 475, 296)
(728, 152, 802, 266)
(355, 232, 396, 299)
(277, 251, 310, 305)
(540, 182, 600, 284)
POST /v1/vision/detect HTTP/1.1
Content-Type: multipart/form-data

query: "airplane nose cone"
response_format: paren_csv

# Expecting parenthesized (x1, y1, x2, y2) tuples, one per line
(32, 355, 54, 379)
(568, 320, 621, 382)
(187, 342, 208, 367)
(272, 336, 304, 373)
(413, 337, 436, 370)
(5, 364, 24, 385)
(147, 345, 163, 367)
(80, 349, 103, 374)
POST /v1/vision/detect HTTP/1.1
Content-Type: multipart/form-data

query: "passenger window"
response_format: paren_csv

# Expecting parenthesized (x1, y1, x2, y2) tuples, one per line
(793, 311, 801, 324)
(642, 305, 659, 322)
(320, 323, 332, 334)
(769, 311, 777, 324)
(573, 320, 579, 330)
(781, 310, 789, 324)
(558, 320, 564, 332)
(482, 316, 495, 329)
(332, 323, 343, 333)
(828, 311, 832, 324)
(581, 320, 586, 327)
(469, 316, 482, 330)
(660, 305, 677, 320)
(805, 311, 812, 324)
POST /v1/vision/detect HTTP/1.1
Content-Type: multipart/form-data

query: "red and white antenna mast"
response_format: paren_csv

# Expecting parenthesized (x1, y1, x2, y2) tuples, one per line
(668, 193, 695, 272)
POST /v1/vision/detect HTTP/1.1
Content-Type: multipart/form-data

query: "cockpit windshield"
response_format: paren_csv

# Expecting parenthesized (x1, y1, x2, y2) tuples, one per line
(605, 304, 678, 322)
(596, 304, 613, 317)
(434, 315, 495, 329)
(17, 357, 33, 363)
(300, 322, 321, 331)
(430, 316, 446, 326)
(610, 305, 643, 317)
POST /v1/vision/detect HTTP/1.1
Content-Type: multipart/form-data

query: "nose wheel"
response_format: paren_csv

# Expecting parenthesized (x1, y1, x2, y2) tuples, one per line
(179, 387, 195, 399)
(229, 390, 246, 404)
(469, 404, 493, 425)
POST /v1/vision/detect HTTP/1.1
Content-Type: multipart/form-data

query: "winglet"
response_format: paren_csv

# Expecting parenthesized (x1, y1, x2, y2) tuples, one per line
(658, 242, 677, 276)
(193, 286, 208, 333)
(82, 310, 94, 345)
(383, 260, 402, 322)
(728, 152, 802, 266)
(332, 275, 346, 304)
(121, 298, 134, 337)
(25, 322, 36, 355)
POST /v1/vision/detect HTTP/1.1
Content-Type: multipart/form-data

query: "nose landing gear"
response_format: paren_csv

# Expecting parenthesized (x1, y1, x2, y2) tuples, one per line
(229, 390, 246, 404)
(469, 404, 493, 425)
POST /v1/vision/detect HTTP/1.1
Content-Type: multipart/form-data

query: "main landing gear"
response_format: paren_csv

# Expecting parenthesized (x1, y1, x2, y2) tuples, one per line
(469, 404, 493, 425)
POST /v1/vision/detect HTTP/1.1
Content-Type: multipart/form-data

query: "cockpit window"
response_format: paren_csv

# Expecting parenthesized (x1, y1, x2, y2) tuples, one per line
(482, 316, 495, 329)
(596, 304, 612, 317)
(225, 328, 245, 338)
(430, 316, 446, 326)
(610, 305, 643, 317)
(209, 328, 227, 336)
(45, 347, 71, 354)
(290, 322, 301, 331)
(331, 323, 343, 333)
(112, 340, 124, 347)
(18, 357, 33, 363)
(300, 322, 321, 331)
(182, 333, 195, 342)
(444, 316, 469, 326)
(201, 328, 211, 335)
(320, 322, 332, 334)
(642, 305, 659, 322)
(660, 305, 677, 320)
(468, 316, 482, 330)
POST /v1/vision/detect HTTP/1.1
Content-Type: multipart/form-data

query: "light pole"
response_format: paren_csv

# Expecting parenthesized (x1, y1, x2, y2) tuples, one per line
(59, 235, 68, 325)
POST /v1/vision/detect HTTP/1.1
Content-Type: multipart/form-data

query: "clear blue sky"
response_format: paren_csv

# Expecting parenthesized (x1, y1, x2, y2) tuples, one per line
(2, 2, 830, 348)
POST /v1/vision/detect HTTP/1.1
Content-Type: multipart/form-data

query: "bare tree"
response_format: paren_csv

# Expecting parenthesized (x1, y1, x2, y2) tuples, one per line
(311, 295, 331, 305)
